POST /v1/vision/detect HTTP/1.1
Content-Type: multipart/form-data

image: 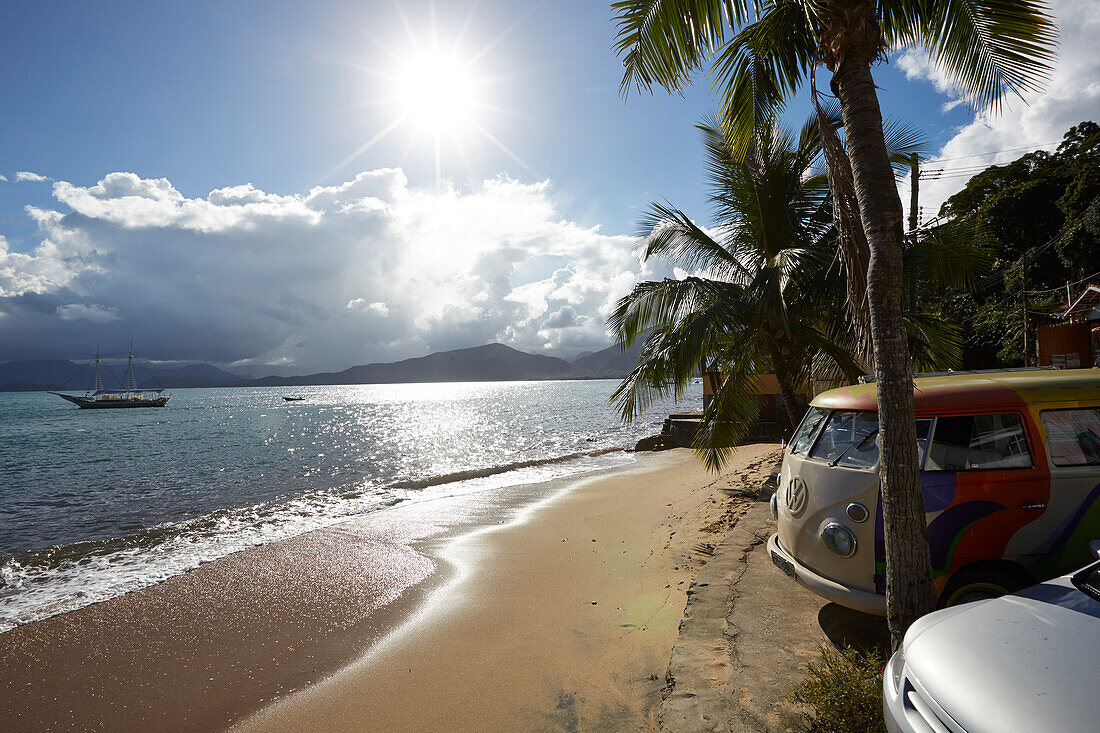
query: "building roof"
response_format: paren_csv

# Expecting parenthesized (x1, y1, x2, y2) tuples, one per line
(1063, 284, 1100, 321)
(811, 368, 1100, 413)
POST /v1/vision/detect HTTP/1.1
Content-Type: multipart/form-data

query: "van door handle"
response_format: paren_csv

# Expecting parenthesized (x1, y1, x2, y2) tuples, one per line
(1021, 503, 1046, 510)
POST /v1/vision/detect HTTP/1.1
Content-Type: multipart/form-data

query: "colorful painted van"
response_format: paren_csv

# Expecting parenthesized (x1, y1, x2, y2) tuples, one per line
(767, 368, 1100, 613)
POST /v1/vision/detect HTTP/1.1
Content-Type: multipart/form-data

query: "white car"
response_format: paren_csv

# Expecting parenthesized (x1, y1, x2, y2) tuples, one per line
(883, 549, 1100, 732)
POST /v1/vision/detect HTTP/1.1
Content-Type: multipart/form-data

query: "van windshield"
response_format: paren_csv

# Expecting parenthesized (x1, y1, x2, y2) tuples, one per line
(810, 411, 880, 468)
(790, 407, 828, 454)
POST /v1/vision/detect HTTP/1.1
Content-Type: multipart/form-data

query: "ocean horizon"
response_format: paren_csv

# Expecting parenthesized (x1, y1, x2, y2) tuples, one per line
(0, 379, 698, 632)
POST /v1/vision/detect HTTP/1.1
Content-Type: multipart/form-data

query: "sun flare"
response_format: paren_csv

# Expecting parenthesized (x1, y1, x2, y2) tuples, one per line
(328, 2, 534, 189)
(395, 50, 477, 134)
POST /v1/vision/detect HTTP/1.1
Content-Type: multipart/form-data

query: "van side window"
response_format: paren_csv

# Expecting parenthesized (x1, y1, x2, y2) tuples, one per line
(916, 419, 932, 465)
(790, 407, 828, 454)
(924, 414, 1032, 471)
(1040, 408, 1100, 466)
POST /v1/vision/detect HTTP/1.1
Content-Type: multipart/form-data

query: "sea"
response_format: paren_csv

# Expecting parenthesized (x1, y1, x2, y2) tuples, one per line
(0, 380, 699, 633)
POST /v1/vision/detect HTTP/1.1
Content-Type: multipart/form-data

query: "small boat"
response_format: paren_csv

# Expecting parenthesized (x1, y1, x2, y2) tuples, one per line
(283, 396, 306, 402)
(51, 346, 170, 409)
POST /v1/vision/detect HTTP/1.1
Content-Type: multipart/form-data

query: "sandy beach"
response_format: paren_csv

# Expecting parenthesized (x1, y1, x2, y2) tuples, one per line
(1, 444, 779, 732)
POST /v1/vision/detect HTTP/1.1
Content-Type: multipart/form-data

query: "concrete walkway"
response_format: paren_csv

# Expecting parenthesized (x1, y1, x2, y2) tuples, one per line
(660, 488, 888, 732)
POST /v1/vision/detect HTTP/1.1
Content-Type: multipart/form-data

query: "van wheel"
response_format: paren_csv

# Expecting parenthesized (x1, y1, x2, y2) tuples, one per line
(940, 567, 1027, 608)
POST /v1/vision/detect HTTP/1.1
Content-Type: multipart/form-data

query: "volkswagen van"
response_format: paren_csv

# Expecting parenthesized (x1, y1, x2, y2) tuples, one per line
(767, 368, 1100, 613)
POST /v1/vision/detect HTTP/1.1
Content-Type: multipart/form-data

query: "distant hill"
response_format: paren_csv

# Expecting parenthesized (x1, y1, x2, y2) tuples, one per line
(1, 342, 641, 392)
(570, 342, 643, 379)
(0, 359, 245, 392)
(145, 364, 246, 388)
(0, 360, 85, 391)
(253, 343, 574, 386)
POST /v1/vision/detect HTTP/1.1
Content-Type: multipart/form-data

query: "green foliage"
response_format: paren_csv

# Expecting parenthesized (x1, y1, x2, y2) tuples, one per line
(608, 114, 972, 470)
(933, 121, 1100, 367)
(612, 1, 1058, 154)
(610, 116, 858, 470)
(788, 644, 887, 733)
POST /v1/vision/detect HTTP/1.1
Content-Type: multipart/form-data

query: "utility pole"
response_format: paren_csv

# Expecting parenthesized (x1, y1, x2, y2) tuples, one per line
(1066, 281, 1072, 309)
(909, 153, 919, 233)
(1021, 262, 1030, 367)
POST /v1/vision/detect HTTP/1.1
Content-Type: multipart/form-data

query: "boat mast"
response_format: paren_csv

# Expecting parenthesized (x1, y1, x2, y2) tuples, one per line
(94, 348, 102, 393)
(126, 341, 137, 393)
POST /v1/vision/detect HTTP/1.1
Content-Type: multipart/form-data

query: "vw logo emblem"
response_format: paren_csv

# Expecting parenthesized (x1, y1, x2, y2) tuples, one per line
(786, 477, 808, 515)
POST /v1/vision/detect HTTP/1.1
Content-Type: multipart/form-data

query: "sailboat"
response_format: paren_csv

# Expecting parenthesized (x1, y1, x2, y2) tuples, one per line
(50, 345, 170, 409)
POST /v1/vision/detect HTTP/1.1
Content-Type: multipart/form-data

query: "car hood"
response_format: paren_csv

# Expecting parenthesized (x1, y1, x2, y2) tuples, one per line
(904, 576, 1099, 733)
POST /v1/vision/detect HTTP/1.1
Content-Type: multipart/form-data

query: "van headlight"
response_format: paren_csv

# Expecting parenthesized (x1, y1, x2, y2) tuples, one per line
(821, 523, 857, 557)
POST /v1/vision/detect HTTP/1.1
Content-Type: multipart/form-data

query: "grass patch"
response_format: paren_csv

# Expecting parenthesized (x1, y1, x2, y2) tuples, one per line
(788, 644, 886, 733)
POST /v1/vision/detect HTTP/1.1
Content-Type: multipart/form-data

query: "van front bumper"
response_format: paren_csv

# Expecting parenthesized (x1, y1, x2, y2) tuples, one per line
(766, 533, 886, 615)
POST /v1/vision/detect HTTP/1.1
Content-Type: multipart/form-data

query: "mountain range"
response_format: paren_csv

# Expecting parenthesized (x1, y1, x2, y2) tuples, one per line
(0, 343, 645, 392)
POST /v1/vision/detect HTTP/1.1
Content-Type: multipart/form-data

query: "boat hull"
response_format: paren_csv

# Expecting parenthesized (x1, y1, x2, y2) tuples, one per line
(51, 393, 170, 408)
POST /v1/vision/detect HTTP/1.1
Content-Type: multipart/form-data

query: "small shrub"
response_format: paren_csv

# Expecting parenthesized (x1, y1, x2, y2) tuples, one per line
(787, 644, 886, 733)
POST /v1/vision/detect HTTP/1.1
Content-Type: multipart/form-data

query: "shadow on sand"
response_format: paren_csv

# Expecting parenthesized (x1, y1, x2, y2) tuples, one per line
(817, 602, 891, 655)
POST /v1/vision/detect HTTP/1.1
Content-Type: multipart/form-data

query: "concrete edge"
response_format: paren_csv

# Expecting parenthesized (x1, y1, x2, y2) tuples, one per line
(658, 499, 777, 733)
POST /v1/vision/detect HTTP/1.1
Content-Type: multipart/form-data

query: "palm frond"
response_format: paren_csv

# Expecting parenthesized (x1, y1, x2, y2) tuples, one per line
(896, 0, 1058, 110)
(612, 0, 753, 96)
(708, 2, 816, 158)
(608, 276, 757, 352)
(691, 334, 764, 471)
(610, 292, 765, 422)
(905, 311, 963, 373)
(904, 218, 994, 293)
(883, 116, 930, 178)
(637, 203, 750, 281)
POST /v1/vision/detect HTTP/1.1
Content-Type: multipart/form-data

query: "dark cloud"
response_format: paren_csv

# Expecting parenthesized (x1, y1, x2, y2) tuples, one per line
(0, 170, 668, 371)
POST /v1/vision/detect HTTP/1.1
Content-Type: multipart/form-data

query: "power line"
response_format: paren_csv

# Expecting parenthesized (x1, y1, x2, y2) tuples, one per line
(1025, 268, 1100, 295)
(916, 140, 1065, 181)
(920, 165, 1001, 176)
(930, 140, 1062, 164)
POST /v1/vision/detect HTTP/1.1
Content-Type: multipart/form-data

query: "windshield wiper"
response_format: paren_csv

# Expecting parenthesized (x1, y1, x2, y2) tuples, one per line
(830, 429, 879, 467)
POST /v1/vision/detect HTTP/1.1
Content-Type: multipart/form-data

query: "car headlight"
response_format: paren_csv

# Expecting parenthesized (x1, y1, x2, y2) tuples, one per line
(821, 523, 857, 557)
(889, 647, 906, 694)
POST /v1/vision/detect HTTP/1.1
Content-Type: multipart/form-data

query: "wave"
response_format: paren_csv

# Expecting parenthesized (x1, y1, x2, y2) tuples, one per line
(388, 447, 627, 490)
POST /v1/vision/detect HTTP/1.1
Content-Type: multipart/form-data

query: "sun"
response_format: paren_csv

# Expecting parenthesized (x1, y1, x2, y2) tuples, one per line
(324, 3, 535, 190)
(395, 50, 478, 135)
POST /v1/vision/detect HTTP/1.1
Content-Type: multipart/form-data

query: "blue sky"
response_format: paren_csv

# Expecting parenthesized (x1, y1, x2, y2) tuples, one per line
(0, 0, 972, 235)
(1, 1, 1095, 372)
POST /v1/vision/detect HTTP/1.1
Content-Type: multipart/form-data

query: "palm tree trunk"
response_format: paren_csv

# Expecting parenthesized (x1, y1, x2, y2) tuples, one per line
(832, 58, 935, 649)
(769, 338, 807, 433)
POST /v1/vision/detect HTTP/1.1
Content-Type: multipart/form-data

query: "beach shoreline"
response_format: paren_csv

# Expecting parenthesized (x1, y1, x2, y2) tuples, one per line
(1, 444, 779, 732)
(237, 444, 780, 732)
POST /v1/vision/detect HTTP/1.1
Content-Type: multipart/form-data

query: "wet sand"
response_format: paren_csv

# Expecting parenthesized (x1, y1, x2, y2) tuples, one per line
(238, 444, 778, 732)
(0, 445, 778, 732)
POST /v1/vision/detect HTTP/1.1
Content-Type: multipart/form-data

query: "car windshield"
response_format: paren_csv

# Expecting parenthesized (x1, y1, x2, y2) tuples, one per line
(1072, 562, 1100, 603)
(789, 407, 828, 455)
(810, 411, 880, 468)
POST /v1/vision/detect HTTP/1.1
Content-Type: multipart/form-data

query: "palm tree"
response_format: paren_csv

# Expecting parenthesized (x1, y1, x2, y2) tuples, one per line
(610, 115, 861, 470)
(610, 0, 1056, 645)
(611, 113, 983, 469)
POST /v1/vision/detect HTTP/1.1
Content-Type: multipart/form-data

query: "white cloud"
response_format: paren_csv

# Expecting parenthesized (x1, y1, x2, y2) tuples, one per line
(0, 174, 7, 182)
(896, 50, 958, 97)
(896, 0, 1100, 223)
(0, 233, 91, 297)
(0, 169, 664, 371)
(15, 171, 48, 182)
(56, 303, 121, 323)
(346, 298, 390, 316)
